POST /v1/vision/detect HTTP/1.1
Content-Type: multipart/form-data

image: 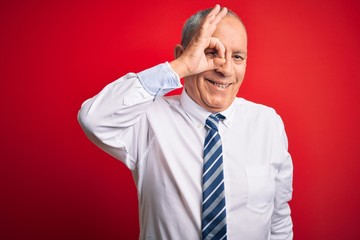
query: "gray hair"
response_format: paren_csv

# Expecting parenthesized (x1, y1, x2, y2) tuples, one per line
(181, 7, 242, 48)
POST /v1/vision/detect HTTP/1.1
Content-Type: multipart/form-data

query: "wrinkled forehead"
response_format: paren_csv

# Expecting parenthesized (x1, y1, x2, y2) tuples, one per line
(216, 15, 247, 36)
(213, 15, 248, 50)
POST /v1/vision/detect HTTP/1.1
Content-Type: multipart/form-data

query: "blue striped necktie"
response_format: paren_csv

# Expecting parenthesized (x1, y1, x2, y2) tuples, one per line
(201, 113, 227, 240)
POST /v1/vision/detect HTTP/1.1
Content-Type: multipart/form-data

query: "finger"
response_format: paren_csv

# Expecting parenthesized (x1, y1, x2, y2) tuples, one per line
(205, 4, 221, 22)
(199, 5, 228, 40)
(209, 6, 228, 25)
(212, 57, 226, 69)
(208, 37, 226, 70)
(208, 37, 225, 59)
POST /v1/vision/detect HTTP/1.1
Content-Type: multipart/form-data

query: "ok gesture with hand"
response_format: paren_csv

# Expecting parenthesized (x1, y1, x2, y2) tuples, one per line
(171, 5, 228, 78)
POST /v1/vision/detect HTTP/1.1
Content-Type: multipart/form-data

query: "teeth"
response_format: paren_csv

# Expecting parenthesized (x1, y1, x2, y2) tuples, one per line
(209, 80, 229, 89)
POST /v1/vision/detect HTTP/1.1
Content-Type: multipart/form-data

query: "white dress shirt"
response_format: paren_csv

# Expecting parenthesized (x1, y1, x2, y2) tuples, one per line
(78, 62, 293, 240)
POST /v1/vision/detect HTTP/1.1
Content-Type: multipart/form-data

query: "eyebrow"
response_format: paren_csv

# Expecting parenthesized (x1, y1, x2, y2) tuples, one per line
(232, 50, 247, 56)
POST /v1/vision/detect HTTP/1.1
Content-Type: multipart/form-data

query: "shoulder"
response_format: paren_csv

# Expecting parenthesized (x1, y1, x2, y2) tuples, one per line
(233, 98, 288, 144)
(233, 97, 285, 127)
(234, 98, 277, 115)
(153, 95, 181, 108)
(146, 94, 182, 116)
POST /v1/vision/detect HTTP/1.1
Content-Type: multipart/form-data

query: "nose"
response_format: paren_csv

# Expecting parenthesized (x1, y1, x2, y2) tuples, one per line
(216, 54, 234, 77)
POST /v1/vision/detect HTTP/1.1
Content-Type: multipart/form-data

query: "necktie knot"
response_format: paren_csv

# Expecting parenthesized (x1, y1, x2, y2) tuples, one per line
(205, 113, 225, 131)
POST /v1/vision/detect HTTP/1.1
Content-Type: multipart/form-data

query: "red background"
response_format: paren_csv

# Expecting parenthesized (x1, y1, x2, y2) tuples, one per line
(1, 0, 360, 239)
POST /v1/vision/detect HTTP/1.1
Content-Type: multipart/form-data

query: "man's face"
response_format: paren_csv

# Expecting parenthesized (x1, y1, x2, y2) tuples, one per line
(184, 15, 247, 113)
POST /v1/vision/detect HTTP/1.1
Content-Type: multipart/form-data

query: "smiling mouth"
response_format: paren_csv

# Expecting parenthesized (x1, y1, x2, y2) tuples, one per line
(207, 79, 231, 89)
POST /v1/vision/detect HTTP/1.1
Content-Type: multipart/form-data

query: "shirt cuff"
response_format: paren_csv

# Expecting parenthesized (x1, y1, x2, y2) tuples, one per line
(137, 62, 182, 97)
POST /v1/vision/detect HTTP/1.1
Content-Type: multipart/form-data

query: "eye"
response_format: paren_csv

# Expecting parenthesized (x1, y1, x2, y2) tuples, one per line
(233, 54, 245, 61)
(205, 49, 218, 58)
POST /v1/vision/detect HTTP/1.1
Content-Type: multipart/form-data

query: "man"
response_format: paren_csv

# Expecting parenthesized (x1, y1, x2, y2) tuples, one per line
(78, 5, 293, 240)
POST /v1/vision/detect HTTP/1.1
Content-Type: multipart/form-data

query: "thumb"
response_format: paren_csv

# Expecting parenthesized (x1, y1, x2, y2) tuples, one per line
(211, 57, 226, 69)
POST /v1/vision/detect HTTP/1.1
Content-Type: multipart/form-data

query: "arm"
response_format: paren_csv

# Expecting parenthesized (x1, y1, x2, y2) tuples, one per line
(78, 4, 229, 168)
(78, 63, 181, 169)
(271, 115, 294, 239)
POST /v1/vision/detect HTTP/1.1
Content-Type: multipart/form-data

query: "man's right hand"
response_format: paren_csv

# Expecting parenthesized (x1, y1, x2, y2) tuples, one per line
(170, 4, 228, 79)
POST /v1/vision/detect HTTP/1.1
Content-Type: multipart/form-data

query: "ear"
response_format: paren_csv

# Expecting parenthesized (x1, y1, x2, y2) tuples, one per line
(174, 44, 184, 59)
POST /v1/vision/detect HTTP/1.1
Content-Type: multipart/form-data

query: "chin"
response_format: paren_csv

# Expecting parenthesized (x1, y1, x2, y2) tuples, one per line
(206, 103, 228, 112)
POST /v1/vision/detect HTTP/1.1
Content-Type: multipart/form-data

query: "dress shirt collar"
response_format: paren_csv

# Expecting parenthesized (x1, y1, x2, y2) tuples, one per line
(180, 89, 236, 129)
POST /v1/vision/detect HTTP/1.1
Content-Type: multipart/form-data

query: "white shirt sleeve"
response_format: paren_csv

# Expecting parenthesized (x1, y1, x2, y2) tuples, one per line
(271, 114, 294, 239)
(77, 63, 182, 169)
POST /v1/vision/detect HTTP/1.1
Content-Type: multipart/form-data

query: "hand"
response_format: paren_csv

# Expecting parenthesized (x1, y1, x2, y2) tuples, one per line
(170, 5, 228, 78)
